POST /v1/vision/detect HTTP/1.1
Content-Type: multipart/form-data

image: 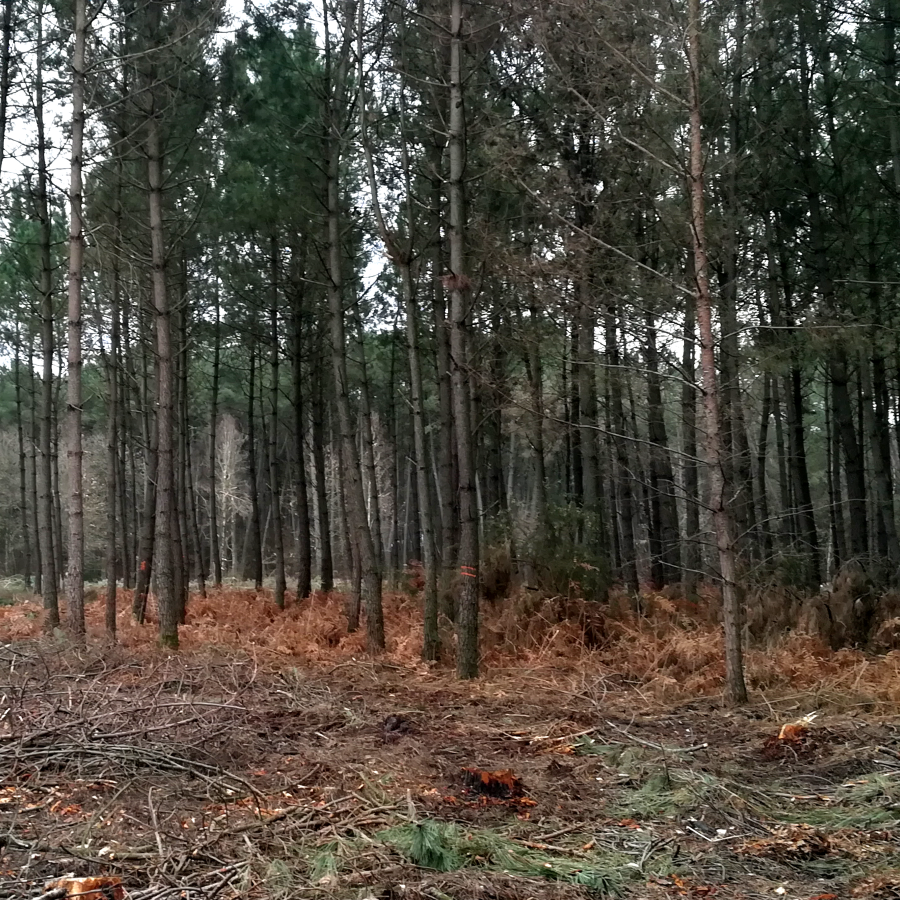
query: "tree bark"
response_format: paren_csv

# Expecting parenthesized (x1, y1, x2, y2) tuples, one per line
(104, 222, 122, 638)
(246, 343, 264, 589)
(358, 39, 439, 656)
(35, 4, 59, 630)
(645, 308, 681, 586)
(65, 0, 88, 639)
(448, 0, 479, 678)
(0, 0, 13, 178)
(290, 245, 313, 600)
(312, 352, 334, 591)
(145, 3, 177, 646)
(324, 0, 383, 650)
(755, 373, 774, 560)
(14, 328, 32, 588)
(681, 292, 700, 592)
(605, 302, 639, 593)
(688, 0, 747, 704)
(268, 236, 286, 609)
(208, 287, 223, 586)
(355, 315, 384, 570)
(28, 333, 42, 596)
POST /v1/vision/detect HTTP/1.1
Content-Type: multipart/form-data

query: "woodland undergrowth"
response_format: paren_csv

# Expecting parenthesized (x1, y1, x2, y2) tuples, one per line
(2, 582, 899, 711)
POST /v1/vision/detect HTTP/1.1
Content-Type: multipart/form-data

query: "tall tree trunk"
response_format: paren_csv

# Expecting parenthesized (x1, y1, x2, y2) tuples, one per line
(324, 0, 383, 651)
(796, 3, 859, 565)
(208, 290, 223, 586)
(355, 316, 384, 570)
(290, 247, 313, 600)
(825, 376, 846, 574)
(246, 343, 264, 589)
(577, 298, 602, 550)
(525, 301, 548, 534)
(312, 353, 333, 591)
(105, 229, 122, 639)
(133, 428, 157, 623)
(182, 324, 207, 599)
(358, 46, 439, 656)
(28, 333, 42, 596)
(755, 373, 774, 560)
(65, 0, 88, 639)
(14, 328, 32, 588)
(448, 0, 479, 678)
(405, 263, 440, 659)
(605, 302, 638, 592)
(430, 166, 458, 584)
(681, 294, 700, 593)
(688, 0, 747, 704)
(268, 236, 286, 609)
(830, 351, 867, 558)
(645, 308, 680, 586)
(145, 8, 177, 646)
(52, 370, 65, 587)
(35, 4, 59, 629)
(0, 0, 13, 178)
(860, 353, 899, 566)
(719, 0, 755, 556)
(772, 378, 794, 544)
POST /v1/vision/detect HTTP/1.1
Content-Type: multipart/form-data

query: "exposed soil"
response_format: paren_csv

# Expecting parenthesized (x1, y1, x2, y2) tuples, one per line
(1, 624, 899, 900)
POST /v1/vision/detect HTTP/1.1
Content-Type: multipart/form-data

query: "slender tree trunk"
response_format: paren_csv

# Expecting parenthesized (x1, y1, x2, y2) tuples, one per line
(719, 0, 755, 556)
(681, 293, 700, 592)
(430, 155, 457, 583)
(825, 376, 846, 574)
(338, 441, 361, 631)
(52, 372, 65, 587)
(755, 373, 774, 560)
(35, 5, 59, 629)
(645, 308, 680, 585)
(183, 341, 207, 599)
(772, 378, 796, 545)
(28, 334, 42, 596)
(830, 351, 867, 558)
(404, 262, 440, 659)
(145, 18, 177, 646)
(324, 0, 383, 650)
(133, 427, 157, 622)
(796, 5, 856, 567)
(65, 0, 88, 639)
(208, 289, 223, 586)
(290, 248, 313, 600)
(605, 303, 638, 592)
(387, 333, 401, 577)
(569, 320, 583, 516)
(688, 0, 747, 704)
(355, 316, 384, 570)
(312, 354, 333, 591)
(448, 0, 479, 678)
(105, 234, 122, 639)
(525, 301, 548, 533)
(0, 0, 13, 178)
(861, 353, 899, 565)
(246, 344, 264, 589)
(268, 236, 286, 609)
(358, 48, 439, 656)
(14, 329, 32, 588)
(121, 300, 137, 589)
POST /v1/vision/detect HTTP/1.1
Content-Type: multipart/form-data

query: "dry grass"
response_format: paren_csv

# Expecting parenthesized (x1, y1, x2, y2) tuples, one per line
(2, 584, 900, 711)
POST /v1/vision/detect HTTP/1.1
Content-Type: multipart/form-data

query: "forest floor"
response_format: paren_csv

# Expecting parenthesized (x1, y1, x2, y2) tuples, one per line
(1, 588, 899, 900)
